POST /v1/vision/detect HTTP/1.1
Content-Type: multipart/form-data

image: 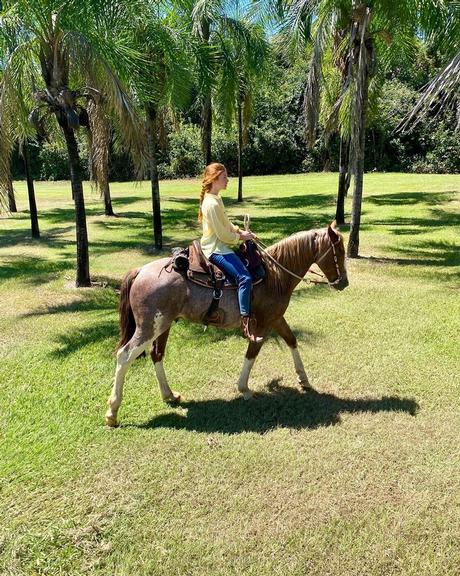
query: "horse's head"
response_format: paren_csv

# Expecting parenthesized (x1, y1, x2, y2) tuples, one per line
(314, 222, 349, 291)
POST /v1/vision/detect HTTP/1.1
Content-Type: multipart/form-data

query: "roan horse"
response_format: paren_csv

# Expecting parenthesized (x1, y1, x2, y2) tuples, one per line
(105, 222, 348, 427)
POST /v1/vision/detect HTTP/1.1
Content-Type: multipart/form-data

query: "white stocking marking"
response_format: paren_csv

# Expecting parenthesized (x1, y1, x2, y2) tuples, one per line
(154, 359, 174, 401)
(238, 357, 256, 399)
(290, 347, 309, 386)
(106, 340, 152, 422)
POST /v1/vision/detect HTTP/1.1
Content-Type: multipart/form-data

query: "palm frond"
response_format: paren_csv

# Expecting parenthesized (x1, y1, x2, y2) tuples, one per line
(399, 50, 460, 132)
(0, 36, 37, 209)
(349, 7, 371, 176)
(86, 96, 110, 194)
(63, 30, 147, 177)
(303, 14, 330, 148)
(191, 0, 222, 38)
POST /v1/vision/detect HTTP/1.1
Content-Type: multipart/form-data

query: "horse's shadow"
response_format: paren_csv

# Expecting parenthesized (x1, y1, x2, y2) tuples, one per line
(134, 380, 418, 435)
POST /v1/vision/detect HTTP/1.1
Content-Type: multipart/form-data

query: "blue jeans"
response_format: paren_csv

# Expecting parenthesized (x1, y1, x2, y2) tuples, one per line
(209, 252, 252, 316)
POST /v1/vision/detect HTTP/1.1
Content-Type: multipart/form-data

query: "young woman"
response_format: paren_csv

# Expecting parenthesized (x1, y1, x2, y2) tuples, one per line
(199, 162, 262, 343)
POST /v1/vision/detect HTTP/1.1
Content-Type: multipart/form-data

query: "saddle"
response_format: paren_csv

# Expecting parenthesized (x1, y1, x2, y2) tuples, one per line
(173, 240, 264, 289)
(169, 240, 264, 327)
(187, 240, 225, 287)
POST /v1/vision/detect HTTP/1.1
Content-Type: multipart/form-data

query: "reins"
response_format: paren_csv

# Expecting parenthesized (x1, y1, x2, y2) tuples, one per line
(253, 234, 342, 287)
(243, 214, 326, 286)
(254, 238, 325, 285)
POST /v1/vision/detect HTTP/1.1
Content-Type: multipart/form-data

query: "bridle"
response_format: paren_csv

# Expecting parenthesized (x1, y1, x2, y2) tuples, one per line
(313, 232, 343, 286)
(254, 231, 344, 287)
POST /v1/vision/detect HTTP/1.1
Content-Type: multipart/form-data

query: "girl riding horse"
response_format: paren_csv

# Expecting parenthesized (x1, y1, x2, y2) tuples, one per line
(199, 162, 261, 342)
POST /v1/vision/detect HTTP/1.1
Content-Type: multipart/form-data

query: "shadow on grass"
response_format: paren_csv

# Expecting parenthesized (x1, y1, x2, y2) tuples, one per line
(0, 254, 71, 284)
(369, 239, 460, 272)
(22, 288, 118, 318)
(366, 190, 457, 206)
(134, 380, 418, 434)
(251, 193, 336, 212)
(368, 209, 459, 231)
(50, 319, 118, 358)
(398, 240, 459, 266)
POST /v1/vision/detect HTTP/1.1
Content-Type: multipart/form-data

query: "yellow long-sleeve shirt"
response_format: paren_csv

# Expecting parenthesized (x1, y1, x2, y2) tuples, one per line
(200, 193, 240, 258)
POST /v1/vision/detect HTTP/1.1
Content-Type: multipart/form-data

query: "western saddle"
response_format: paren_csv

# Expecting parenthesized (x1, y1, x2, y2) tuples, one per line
(168, 240, 263, 326)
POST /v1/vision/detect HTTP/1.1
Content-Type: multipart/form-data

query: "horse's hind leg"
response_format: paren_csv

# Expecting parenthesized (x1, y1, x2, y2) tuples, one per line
(105, 329, 154, 427)
(272, 316, 311, 390)
(150, 328, 180, 404)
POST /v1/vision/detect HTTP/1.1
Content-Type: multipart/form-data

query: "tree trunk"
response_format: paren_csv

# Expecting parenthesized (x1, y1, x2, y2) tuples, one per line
(62, 125, 91, 287)
(23, 142, 40, 239)
(347, 6, 371, 258)
(87, 99, 115, 216)
(101, 174, 115, 217)
(202, 95, 212, 167)
(7, 178, 17, 212)
(237, 100, 243, 203)
(335, 137, 350, 225)
(146, 106, 162, 250)
(200, 20, 212, 167)
(348, 135, 365, 257)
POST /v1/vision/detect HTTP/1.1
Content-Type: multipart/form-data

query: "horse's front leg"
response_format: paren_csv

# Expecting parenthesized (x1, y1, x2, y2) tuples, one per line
(272, 316, 311, 390)
(150, 328, 181, 404)
(238, 339, 264, 399)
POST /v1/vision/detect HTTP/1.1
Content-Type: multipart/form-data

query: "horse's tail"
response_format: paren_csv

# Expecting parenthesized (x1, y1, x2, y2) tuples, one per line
(116, 268, 140, 352)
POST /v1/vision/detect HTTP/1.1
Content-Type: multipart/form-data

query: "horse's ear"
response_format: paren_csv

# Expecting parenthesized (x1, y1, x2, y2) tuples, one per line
(328, 222, 339, 243)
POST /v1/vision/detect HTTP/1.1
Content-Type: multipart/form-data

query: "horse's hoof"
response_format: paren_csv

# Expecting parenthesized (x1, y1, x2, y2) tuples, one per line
(242, 390, 254, 400)
(105, 415, 118, 428)
(298, 378, 311, 390)
(165, 392, 181, 405)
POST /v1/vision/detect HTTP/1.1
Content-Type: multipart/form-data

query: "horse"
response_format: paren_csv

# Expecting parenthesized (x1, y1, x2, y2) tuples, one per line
(105, 221, 349, 427)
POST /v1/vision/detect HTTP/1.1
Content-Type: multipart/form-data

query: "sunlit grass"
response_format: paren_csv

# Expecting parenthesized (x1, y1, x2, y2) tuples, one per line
(1, 173, 459, 575)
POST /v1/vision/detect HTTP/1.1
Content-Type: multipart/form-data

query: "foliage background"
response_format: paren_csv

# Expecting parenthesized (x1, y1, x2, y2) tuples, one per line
(10, 50, 460, 181)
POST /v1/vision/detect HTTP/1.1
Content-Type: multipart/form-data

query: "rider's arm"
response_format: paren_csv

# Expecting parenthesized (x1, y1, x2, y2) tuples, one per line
(203, 200, 241, 245)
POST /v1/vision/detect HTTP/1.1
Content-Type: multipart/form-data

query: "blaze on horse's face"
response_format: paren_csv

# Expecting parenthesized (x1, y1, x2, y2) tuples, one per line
(316, 223, 349, 291)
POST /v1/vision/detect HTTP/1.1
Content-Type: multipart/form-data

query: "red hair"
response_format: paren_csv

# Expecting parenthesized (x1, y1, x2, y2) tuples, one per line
(198, 163, 226, 222)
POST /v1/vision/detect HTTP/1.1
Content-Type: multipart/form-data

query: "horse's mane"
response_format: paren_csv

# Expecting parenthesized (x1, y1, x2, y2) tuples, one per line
(261, 230, 317, 295)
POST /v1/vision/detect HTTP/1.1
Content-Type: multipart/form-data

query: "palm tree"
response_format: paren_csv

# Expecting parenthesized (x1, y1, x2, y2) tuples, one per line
(130, 5, 192, 250)
(0, 58, 17, 214)
(214, 14, 269, 201)
(21, 140, 40, 238)
(401, 1, 460, 130)
(0, 0, 144, 286)
(284, 0, 446, 256)
(189, 0, 220, 166)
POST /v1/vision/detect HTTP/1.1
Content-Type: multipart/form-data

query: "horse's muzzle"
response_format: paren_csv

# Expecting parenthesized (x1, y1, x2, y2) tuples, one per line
(332, 273, 349, 291)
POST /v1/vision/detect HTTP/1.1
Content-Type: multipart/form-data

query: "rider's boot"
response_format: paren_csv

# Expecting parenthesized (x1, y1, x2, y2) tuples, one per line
(240, 315, 263, 344)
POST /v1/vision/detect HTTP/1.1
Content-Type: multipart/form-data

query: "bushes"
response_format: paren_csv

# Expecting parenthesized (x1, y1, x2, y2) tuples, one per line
(39, 142, 73, 180)
(158, 124, 203, 179)
(10, 76, 460, 181)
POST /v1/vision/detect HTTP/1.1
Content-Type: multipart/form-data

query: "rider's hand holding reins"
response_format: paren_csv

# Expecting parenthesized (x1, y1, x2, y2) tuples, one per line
(239, 230, 256, 242)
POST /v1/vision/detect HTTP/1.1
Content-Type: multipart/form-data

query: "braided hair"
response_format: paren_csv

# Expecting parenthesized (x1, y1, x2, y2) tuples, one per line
(198, 162, 226, 222)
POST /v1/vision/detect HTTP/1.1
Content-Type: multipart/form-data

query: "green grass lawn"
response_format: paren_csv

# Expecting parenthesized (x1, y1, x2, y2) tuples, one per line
(1, 173, 459, 575)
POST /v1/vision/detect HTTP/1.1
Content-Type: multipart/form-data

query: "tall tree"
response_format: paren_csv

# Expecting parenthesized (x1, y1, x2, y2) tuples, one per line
(190, 0, 219, 166)
(0, 0, 144, 286)
(214, 14, 269, 201)
(22, 140, 40, 238)
(130, 4, 192, 250)
(284, 0, 447, 256)
(0, 22, 28, 218)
